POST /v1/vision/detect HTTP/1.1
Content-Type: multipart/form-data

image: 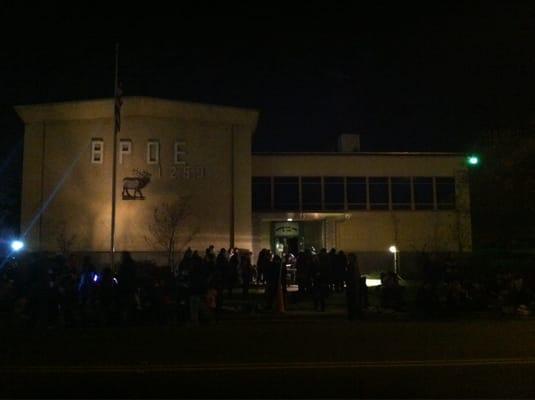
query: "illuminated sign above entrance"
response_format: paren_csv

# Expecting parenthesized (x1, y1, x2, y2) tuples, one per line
(273, 221, 299, 237)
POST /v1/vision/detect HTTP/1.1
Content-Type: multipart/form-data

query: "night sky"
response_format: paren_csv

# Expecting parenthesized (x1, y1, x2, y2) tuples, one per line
(1, 3, 535, 229)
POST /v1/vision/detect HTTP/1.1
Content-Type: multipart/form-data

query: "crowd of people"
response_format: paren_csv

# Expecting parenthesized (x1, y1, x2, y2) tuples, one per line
(415, 262, 535, 316)
(256, 248, 368, 316)
(0, 246, 534, 329)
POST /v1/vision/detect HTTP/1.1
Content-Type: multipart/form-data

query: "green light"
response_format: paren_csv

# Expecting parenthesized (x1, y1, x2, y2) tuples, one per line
(467, 155, 479, 166)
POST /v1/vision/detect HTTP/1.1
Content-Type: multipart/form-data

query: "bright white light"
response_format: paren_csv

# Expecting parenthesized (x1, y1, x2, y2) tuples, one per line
(389, 245, 398, 253)
(467, 155, 479, 165)
(11, 240, 24, 252)
(287, 218, 293, 222)
(366, 278, 382, 287)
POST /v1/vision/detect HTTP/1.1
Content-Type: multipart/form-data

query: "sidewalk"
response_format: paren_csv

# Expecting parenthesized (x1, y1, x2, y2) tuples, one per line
(215, 287, 529, 322)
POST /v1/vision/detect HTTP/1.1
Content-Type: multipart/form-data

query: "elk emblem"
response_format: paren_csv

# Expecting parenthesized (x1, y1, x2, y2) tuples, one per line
(122, 169, 152, 200)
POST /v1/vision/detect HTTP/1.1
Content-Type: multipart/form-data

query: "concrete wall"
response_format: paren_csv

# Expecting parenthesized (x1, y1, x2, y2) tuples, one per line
(17, 97, 258, 261)
(251, 153, 472, 273)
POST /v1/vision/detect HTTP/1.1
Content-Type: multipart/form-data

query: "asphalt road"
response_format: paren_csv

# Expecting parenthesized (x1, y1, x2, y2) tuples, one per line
(3, 360, 535, 398)
(2, 319, 535, 398)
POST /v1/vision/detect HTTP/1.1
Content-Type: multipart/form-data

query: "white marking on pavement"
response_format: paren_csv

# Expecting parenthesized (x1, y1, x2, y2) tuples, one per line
(4, 358, 535, 373)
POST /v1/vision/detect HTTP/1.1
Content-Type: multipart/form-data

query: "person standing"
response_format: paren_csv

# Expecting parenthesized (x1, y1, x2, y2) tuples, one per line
(189, 253, 207, 325)
(313, 249, 329, 312)
(334, 251, 348, 293)
(346, 253, 362, 320)
(240, 252, 253, 297)
(215, 249, 228, 318)
(118, 251, 137, 325)
(228, 248, 240, 298)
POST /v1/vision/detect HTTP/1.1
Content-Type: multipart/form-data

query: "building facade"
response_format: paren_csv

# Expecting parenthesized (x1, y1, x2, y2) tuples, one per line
(16, 97, 471, 273)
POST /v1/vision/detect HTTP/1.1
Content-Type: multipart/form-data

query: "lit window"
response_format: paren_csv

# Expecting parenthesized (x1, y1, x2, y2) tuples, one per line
(174, 141, 186, 165)
(91, 139, 103, 164)
(147, 140, 159, 164)
(436, 177, 456, 210)
(119, 139, 131, 164)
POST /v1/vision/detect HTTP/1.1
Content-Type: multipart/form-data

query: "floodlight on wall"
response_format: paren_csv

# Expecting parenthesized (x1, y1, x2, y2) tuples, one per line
(10, 240, 24, 252)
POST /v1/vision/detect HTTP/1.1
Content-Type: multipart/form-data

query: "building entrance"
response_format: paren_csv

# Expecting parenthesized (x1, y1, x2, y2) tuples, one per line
(271, 220, 324, 255)
(274, 236, 300, 256)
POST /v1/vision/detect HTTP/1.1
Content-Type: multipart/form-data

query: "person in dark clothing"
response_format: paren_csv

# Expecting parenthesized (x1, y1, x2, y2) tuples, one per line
(57, 259, 78, 328)
(313, 250, 330, 312)
(345, 253, 362, 320)
(46, 256, 62, 328)
(240, 252, 253, 297)
(227, 248, 240, 298)
(177, 248, 193, 277)
(256, 249, 270, 286)
(328, 248, 337, 291)
(118, 251, 137, 324)
(334, 251, 348, 292)
(267, 254, 287, 310)
(98, 267, 118, 326)
(78, 256, 97, 327)
(189, 253, 208, 324)
(214, 249, 228, 318)
(262, 251, 277, 310)
(27, 254, 50, 328)
(295, 251, 308, 299)
(175, 256, 191, 324)
(360, 276, 369, 309)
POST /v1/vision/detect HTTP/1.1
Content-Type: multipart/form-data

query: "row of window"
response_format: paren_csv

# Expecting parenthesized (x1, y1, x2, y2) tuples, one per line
(252, 176, 456, 211)
(90, 139, 187, 165)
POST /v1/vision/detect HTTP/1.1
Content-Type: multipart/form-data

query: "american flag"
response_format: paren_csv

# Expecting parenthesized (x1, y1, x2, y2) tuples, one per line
(114, 82, 123, 134)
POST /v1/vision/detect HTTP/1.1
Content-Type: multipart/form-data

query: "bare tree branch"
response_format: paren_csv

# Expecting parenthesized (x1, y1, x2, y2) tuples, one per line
(144, 196, 198, 268)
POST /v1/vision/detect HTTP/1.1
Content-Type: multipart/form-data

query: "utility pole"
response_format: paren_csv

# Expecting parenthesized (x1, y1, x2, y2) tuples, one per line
(110, 43, 120, 271)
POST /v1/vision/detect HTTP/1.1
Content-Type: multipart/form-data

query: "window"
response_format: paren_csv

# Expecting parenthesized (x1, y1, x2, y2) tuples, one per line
(414, 177, 434, 209)
(147, 140, 159, 164)
(391, 177, 411, 210)
(273, 177, 299, 210)
(119, 139, 131, 164)
(324, 177, 345, 210)
(369, 177, 389, 210)
(174, 141, 186, 165)
(252, 177, 272, 211)
(436, 177, 456, 209)
(301, 177, 322, 211)
(347, 177, 367, 210)
(91, 139, 103, 164)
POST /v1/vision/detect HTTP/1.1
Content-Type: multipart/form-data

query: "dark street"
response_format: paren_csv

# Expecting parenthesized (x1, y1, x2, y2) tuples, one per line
(2, 319, 535, 398)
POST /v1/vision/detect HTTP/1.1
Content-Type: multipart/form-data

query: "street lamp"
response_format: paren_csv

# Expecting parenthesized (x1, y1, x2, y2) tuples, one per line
(389, 245, 398, 274)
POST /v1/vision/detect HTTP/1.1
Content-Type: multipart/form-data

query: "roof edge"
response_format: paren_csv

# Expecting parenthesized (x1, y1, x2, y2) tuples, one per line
(252, 151, 466, 157)
(14, 96, 259, 128)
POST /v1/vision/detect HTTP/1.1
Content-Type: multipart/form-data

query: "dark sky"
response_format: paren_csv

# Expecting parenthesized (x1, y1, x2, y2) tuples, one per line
(2, 3, 535, 155)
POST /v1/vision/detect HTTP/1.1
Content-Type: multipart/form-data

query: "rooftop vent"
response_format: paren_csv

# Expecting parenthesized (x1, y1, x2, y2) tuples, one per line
(337, 134, 360, 152)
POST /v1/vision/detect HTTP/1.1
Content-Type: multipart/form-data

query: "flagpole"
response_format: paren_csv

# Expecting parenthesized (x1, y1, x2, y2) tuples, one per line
(111, 43, 119, 271)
